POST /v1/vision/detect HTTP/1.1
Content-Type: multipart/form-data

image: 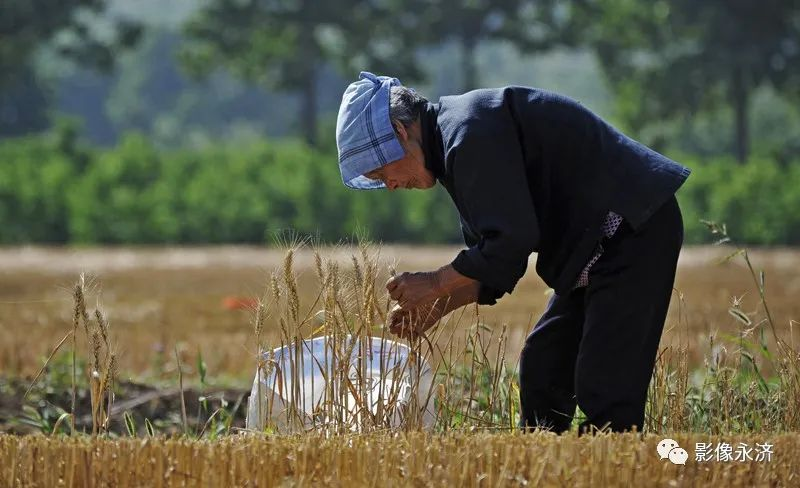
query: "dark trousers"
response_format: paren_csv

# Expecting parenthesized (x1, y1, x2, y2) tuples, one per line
(518, 194, 684, 434)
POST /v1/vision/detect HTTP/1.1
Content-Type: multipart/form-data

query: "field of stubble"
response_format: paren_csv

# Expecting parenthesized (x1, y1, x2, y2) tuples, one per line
(2, 245, 800, 487)
(1, 245, 798, 379)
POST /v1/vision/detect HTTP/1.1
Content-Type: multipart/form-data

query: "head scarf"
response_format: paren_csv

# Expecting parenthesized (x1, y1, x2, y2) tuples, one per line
(335, 71, 405, 189)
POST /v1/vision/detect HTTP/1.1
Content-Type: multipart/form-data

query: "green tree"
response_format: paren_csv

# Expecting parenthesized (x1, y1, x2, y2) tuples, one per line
(0, 120, 90, 242)
(180, 0, 423, 147)
(0, 0, 142, 135)
(562, 0, 800, 162)
(404, 1, 557, 92)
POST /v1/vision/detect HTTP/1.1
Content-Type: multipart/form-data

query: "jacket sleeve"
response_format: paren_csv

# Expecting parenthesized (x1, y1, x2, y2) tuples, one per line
(459, 214, 479, 247)
(459, 215, 504, 306)
(449, 127, 540, 304)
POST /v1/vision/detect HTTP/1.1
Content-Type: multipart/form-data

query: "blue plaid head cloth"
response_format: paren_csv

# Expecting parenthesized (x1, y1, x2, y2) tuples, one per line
(335, 71, 405, 189)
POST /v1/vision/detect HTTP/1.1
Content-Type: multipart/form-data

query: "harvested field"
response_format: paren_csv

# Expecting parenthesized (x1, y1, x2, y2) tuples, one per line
(1, 432, 797, 487)
(2, 244, 800, 487)
(0, 245, 799, 379)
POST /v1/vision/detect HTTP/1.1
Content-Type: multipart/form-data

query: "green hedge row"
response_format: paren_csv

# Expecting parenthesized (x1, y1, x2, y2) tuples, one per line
(1, 129, 798, 245)
(677, 155, 800, 245)
(0, 129, 460, 244)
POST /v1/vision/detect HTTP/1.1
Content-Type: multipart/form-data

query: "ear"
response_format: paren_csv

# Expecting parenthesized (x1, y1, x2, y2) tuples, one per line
(393, 121, 409, 143)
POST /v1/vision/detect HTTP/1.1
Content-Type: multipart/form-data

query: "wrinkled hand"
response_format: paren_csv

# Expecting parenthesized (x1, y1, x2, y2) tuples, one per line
(387, 300, 449, 340)
(386, 271, 445, 310)
(385, 265, 481, 340)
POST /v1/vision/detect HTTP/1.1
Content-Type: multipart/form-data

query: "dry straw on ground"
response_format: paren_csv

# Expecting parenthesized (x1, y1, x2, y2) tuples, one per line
(2, 432, 798, 487)
(8, 237, 800, 437)
(4, 233, 800, 486)
(2, 245, 800, 378)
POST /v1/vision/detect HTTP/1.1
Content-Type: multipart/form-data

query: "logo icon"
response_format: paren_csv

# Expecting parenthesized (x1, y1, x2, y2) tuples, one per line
(657, 438, 686, 465)
(668, 447, 689, 465)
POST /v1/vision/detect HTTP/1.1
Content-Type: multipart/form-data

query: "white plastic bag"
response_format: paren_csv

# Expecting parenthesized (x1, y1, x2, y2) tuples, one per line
(246, 335, 435, 432)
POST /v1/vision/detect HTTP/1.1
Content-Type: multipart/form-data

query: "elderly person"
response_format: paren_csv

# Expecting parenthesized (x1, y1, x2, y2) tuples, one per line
(335, 71, 690, 434)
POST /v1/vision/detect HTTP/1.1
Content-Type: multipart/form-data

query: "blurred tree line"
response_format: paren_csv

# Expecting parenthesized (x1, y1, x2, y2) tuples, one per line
(1, 0, 800, 245)
(0, 0, 141, 136)
(0, 123, 460, 244)
(2, 123, 800, 245)
(557, 0, 800, 163)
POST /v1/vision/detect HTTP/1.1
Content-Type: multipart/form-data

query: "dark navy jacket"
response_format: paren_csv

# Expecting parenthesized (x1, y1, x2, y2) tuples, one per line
(418, 87, 691, 305)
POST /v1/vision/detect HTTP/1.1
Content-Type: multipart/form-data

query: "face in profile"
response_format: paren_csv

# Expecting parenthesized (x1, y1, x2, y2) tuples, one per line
(364, 159, 435, 190)
(363, 121, 435, 190)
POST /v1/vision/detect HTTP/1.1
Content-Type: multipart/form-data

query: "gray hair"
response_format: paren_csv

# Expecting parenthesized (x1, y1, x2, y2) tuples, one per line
(389, 86, 428, 132)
